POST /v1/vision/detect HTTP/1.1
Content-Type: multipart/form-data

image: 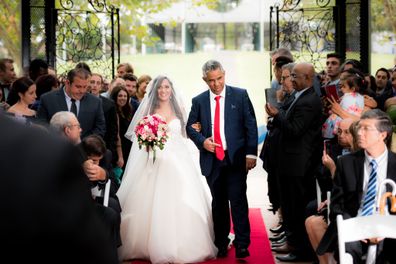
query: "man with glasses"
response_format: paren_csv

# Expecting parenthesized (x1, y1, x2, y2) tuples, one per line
(318, 109, 396, 263)
(266, 62, 323, 261)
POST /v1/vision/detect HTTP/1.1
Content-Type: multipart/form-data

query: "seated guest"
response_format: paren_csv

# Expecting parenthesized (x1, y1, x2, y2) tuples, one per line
(317, 109, 396, 263)
(305, 118, 355, 264)
(49, 111, 122, 251)
(0, 114, 118, 263)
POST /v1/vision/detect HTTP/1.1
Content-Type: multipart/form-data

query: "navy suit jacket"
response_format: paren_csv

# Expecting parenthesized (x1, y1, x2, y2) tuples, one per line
(186, 85, 258, 177)
(38, 89, 106, 138)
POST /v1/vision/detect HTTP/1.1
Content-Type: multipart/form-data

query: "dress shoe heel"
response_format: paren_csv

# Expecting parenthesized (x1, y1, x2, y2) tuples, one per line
(269, 224, 284, 234)
(235, 247, 250, 258)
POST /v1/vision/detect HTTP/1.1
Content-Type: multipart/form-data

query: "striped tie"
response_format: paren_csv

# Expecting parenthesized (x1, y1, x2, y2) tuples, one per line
(362, 160, 378, 216)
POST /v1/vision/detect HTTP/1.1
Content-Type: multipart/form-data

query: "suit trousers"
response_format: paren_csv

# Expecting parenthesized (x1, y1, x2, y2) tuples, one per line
(206, 152, 250, 249)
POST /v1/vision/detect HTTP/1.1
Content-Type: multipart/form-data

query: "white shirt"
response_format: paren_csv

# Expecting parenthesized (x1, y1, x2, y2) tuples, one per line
(358, 148, 388, 216)
(210, 87, 227, 150)
(64, 89, 80, 116)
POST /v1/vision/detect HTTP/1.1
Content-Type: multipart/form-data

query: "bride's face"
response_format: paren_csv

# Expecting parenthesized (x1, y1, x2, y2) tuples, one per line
(157, 79, 172, 102)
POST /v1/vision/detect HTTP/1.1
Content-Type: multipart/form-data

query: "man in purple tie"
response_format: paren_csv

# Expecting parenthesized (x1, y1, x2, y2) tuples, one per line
(186, 60, 258, 259)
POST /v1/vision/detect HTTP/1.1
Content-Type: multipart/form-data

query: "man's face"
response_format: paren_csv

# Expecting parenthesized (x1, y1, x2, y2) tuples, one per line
(0, 62, 16, 84)
(66, 76, 89, 100)
(203, 68, 225, 95)
(376, 70, 389, 90)
(65, 116, 82, 145)
(291, 66, 306, 91)
(117, 66, 126, 78)
(125, 80, 137, 97)
(392, 71, 396, 90)
(357, 118, 386, 151)
(89, 75, 102, 96)
(337, 121, 353, 148)
(326, 57, 341, 79)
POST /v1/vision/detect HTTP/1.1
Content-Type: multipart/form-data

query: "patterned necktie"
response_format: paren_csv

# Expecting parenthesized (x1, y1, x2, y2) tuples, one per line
(362, 160, 378, 216)
(70, 99, 77, 116)
(214, 95, 225, 161)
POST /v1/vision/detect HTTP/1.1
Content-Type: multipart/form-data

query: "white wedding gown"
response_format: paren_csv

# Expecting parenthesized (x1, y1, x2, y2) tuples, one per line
(117, 119, 217, 263)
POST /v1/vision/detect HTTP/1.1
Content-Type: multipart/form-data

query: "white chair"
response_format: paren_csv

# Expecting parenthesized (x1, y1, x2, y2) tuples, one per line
(91, 180, 111, 207)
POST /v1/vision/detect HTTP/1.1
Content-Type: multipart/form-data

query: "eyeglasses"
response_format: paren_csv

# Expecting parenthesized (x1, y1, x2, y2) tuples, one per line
(280, 75, 290, 81)
(68, 124, 81, 128)
(290, 73, 306, 79)
(357, 125, 378, 133)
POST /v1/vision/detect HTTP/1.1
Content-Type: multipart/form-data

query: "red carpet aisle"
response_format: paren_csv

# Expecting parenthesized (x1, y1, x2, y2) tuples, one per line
(130, 208, 275, 264)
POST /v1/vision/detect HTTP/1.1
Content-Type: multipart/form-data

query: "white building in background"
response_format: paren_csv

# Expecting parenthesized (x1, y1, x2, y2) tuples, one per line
(141, 0, 277, 54)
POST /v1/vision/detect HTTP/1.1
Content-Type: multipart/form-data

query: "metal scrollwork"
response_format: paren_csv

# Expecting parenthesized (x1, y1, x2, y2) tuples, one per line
(88, 0, 115, 13)
(316, 0, 331, 8)
(59, 0, 74, 10)
(270, 1, 336, 72)
(55, 1, 119, 80)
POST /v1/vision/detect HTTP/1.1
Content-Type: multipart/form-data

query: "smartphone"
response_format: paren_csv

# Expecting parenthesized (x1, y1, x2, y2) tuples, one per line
(323, 139, 331, 155)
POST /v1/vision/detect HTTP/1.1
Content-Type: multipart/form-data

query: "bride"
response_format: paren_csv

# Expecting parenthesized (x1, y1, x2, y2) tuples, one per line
(117, 75, 217, 263)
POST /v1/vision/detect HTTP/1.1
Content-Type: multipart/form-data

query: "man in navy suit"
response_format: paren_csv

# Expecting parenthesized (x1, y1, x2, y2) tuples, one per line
(187, 60, 258, 259)
(38, 68, 105, 138)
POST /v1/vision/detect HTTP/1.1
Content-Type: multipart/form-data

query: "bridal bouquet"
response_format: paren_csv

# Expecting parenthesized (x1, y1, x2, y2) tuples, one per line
(134, 114, 169, 162)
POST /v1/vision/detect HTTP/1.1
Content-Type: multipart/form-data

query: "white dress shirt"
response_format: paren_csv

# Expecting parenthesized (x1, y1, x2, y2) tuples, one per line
(210, 87, 227, 150)
(64, 89, 80, 116)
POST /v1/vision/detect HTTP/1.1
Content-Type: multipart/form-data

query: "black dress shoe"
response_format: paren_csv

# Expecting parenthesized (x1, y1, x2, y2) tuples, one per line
(269, 231, 286, 242)
(271, 236, 287, 247)
(235, 247, 250, 258)
(276, 252, 310, 262)
(217, 247, 228, 258)
(269, 224, 284, 234)
(271, 243, 293, 253)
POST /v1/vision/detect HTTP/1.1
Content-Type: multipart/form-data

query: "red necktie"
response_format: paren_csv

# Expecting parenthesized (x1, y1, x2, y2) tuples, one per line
(214, 95, 225, 161)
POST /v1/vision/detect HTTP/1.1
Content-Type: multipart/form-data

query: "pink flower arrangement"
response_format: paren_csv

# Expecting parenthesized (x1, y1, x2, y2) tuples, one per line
(134, 114, 169, 161)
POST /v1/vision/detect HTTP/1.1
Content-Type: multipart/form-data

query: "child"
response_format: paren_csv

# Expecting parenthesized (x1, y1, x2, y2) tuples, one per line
(322, 70, 365, 138)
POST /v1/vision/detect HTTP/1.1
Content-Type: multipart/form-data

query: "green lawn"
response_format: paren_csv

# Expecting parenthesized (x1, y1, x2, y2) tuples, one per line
(120, 51, 395, 128)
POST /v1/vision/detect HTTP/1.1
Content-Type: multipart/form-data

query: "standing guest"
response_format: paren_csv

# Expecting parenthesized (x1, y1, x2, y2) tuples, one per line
(122, 73, 138, 99)
(187, 60, 258, 259)
(266, 62, 323, 262)
(30, 74, 59, 111)
(134, 74, 152, 103)
(101, 77, 126, 99)
(38, 68, 106, 138)
(0, 58, 17, 102)
(116, 62, 134, 77)
(29, 58, 48, 82)
(110, 85, 135, 175)
(89, 73, 118, 166)
(270, 48, 294, 91)
(6, 77, 37, 125)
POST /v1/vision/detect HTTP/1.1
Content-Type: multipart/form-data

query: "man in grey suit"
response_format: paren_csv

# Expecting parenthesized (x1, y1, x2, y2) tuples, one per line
(38, 68, 105, 138)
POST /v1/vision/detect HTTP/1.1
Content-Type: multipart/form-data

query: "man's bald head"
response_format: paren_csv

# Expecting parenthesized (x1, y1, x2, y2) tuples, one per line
(291, 62, 314, 91)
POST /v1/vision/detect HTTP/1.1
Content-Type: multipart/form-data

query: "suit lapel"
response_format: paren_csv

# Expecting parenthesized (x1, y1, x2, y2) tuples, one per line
(57, 89, 69, 112)
(286, 87, 312, 117)
(355, 150, 365, 202)
(386, 151, 396, 182)
(203, 91, 212, 136)
(224, 86, 232, 135)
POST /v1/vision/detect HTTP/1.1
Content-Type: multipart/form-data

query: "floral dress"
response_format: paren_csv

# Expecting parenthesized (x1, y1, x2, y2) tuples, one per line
(322, 92, 364, 138)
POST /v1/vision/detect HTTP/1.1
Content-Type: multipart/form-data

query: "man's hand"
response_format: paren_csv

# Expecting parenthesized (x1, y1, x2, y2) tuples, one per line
(203, 137, 220, 153)
(265, 103, 279, 117)
(83, 160, 107, 181)
(246, 157, 256, 172)
(191, 122, 202, 133)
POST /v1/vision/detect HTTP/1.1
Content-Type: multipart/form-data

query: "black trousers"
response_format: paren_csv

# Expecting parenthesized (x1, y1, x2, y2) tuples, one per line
(206, 152, 250, 249)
